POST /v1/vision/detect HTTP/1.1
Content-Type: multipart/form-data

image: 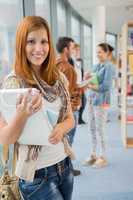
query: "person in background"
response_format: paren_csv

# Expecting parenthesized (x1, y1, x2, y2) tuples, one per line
(0, 16, 74, 200)
(72, 43, 87, 124)
(56, 37, 82, 176)
(83, 43, 113, 168)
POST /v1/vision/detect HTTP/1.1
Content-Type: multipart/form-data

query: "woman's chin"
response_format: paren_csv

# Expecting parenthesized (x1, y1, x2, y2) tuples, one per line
(31, 62, 43, 68)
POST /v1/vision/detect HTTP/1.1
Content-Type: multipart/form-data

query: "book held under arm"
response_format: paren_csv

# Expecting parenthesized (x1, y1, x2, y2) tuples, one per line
(0, 88, 59, 146)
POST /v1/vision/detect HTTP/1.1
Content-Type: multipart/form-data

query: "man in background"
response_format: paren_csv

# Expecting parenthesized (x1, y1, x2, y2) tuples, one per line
(56, 37, 82, 176)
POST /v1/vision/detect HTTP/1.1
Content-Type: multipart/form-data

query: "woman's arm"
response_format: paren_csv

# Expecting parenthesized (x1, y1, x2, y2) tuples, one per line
(0, 110, 28, 144)
(49, 73, 75, 144)
(49, 103, 75, 145)
(98, 65, 113, 93)
(88, 83, 99, 91)
(88, 64, 112, 92)
(0, 91, 42, 144)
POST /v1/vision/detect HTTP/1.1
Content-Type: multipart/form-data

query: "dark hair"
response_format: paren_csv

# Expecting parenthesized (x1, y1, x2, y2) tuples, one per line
(98, 43, 114, 53)
(56, 37, 74, 53)
(106, 44, 114, 52)
(68, 58, 74, 66)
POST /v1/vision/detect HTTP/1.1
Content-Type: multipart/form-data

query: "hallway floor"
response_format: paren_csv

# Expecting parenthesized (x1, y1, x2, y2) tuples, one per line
(72, 119, 133, 200)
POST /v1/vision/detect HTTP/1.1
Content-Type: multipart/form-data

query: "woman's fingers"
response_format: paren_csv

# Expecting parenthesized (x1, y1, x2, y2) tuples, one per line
(21, 92, 29, 107)
(49, 136, 59, 144)
(16, 94, 23, 106)
(49, 127, 63, 144)
(16, 89, 42, 116)
(32, 94, 42, 111)
(30, 90, 40, 103)
(49, 133, 58, 144)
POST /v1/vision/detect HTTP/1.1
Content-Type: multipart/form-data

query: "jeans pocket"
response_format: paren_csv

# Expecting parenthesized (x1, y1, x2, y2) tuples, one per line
(19, 178, 45, 199)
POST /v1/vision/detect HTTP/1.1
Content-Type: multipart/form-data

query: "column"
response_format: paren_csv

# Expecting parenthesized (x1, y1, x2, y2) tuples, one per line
(92, 6, 106, 64)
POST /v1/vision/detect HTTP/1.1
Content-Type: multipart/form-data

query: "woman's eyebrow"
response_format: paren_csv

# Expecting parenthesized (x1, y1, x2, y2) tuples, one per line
(27, 37, 35, 40)
(27, 37, 48, 41)
(41, 38, 48, 41)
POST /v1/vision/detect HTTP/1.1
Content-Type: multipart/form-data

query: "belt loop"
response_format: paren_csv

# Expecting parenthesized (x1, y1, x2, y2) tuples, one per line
(44, 168, 48, 181)
(58, 163, 63, 175)
(57, 159, 67, 175)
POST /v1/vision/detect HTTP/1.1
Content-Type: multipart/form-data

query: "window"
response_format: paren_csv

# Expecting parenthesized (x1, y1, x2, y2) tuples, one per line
(57, 0, 67, 37)
(71, 15, 80, 43)
(0, 0, 23, 174)
(35, 0, 51, 25)
(83, 24, 92, 70)
(0, 0, 23, 86)
(106, 33, 117, 56)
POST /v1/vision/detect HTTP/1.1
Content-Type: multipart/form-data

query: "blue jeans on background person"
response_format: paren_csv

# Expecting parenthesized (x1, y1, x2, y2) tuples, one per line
(19, 157, 74, 200)
(68, 111, 79, 145)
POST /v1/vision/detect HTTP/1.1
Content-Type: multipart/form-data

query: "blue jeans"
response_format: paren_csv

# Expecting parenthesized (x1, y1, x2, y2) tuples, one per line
(68, 111, 78, 145)
(19, 157, 74, 200)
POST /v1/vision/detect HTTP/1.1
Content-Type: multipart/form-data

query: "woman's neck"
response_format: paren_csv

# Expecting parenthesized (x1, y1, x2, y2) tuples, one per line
(31, 65, 41, 76)
(99, 59, 108, 64)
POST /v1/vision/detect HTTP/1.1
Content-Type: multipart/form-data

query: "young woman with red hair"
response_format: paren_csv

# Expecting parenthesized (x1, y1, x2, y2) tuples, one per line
(0, 16, 74, 200)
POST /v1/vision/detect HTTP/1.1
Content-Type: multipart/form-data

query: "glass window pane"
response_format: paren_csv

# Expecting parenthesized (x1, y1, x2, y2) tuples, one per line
(57, 0, 67, 37)
(0, 0, 23, 85)
(83, 25, 92, 70)
(71, 15, 80, 43)
(35, 0, 51, 25)
(106, 33, 117, 56)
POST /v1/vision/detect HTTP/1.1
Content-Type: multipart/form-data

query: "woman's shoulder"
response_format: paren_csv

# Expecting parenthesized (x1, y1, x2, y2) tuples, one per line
(2, 71, 21, 89)
(105, 60, 114, 68)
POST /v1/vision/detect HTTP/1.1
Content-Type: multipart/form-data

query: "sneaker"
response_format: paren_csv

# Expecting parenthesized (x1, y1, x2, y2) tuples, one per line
(72, 169, 81, 176)
(92, 157, 108, 168)
(82, 155, 97, 166)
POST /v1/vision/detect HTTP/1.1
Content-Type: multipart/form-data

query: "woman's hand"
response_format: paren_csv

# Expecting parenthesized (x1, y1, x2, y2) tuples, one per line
(49, 123, 65, 145)
(83, 71, 92, 80)
(16, 89, 42, 118)
(0, 89, 43, 144)
(88, 83, 98, 90)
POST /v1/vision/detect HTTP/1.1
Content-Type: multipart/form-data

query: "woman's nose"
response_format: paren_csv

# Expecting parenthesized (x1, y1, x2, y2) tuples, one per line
(34, 43, 43, 52)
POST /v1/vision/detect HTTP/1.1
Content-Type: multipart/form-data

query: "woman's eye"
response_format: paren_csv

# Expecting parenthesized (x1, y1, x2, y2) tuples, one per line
(41, 40, 48, 45)
(27, 40, 35, 44)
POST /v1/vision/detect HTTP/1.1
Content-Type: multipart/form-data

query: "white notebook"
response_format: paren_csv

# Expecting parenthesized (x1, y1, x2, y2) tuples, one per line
(0, 88, 59, 146)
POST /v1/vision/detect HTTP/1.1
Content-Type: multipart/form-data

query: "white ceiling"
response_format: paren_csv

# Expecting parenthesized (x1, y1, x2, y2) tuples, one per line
(69, 0, 133, 34)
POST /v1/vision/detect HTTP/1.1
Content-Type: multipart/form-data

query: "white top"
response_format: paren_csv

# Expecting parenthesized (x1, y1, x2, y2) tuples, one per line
(2, 73, 69, 181)
(15, 97, 67, 180)
(0, 88, 57, 146)
(73, 58, 82, 84)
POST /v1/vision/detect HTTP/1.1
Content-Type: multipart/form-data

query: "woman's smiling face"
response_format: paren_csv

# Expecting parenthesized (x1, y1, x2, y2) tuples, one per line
(25, 27, 49, 72)
(96, 46, 108, 63)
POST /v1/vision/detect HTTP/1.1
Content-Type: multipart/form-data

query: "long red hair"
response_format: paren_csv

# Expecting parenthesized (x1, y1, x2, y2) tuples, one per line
(14, 16, 59, 85)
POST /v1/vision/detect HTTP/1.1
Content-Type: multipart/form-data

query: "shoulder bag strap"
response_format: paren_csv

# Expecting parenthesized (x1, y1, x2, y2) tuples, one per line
(1, 144, 18, 176)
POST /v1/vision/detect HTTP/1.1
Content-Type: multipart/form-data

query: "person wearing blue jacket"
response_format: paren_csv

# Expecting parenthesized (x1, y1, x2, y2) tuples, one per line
(83, 43, 113, 168)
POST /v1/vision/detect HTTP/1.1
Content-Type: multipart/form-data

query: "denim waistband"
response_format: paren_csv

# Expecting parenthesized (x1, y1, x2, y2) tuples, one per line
(34, 157, 72, 180)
